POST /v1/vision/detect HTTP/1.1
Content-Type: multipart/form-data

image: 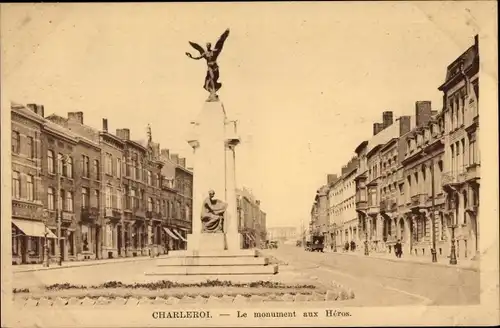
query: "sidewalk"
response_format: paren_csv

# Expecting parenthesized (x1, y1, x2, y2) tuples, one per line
(12, 255, 161, 273)
(327, 248, 479, 271)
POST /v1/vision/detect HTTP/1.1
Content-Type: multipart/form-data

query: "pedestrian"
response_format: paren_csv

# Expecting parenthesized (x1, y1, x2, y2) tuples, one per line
(330, 243, 334, 251)
(344, 241, 349, 252)
(395, 239, 403, 258)
(350, 240, 356, 252)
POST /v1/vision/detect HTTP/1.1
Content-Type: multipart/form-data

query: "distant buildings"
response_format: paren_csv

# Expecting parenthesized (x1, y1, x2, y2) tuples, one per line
(310, 35, 480, 261)
(237, 187, 267, 249)
(267, 226, 298, 242)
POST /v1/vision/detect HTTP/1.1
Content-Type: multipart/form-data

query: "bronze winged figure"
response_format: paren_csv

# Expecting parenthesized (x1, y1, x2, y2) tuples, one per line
(186, 29, 230, 101)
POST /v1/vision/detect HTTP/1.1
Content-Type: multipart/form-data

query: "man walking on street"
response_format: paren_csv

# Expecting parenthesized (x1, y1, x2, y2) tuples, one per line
(395, 239, 403, 258)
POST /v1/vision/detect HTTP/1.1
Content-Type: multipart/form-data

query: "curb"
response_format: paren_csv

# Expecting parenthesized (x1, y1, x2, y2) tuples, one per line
(13, 256, 157, 273)
(327, 251, 479, 272)
(13, 289, 355, 307)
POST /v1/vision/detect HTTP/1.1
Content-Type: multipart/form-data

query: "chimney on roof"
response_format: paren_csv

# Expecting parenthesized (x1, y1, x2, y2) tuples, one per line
(171, 153, 179, 164)
(68, 111, 84, 124)
(398, 116, 411, 137)
(327, 174, 337, 185)
(160, 149, 170, 158)
(116, 128, 130, 140)
(373, 123, 384, 136)
(26, 104, 45, 117)
(102, 118, 108, 132)
(382, 111, 393, 128)
(415, 101, 432, 127)
(179, 158, 186, 168)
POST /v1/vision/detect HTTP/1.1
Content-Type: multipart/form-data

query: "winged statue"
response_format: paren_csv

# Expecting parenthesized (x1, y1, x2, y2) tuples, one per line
(186, 29, 230, 101)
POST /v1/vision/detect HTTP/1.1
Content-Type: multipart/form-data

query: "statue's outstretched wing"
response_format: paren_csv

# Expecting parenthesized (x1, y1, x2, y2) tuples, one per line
(189, 41, 205, 55)
(214, 29, 230, 54)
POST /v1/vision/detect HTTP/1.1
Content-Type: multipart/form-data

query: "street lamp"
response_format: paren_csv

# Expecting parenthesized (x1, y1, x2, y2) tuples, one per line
(42, 209, 50, 267)
(364, 215, 369, 256)
(430, 158, 438, 263)
(56, 154, 71, 266)
(448, 210, 458, 265)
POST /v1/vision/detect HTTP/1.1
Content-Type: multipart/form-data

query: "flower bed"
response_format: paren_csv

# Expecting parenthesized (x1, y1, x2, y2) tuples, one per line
(39, 279, 315, 291)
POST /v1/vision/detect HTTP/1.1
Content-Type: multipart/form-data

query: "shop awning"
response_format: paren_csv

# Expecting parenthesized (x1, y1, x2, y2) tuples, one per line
(163, 227, 179, 240)
(173, 229, 187, 242)
(12, 219, 57, 239)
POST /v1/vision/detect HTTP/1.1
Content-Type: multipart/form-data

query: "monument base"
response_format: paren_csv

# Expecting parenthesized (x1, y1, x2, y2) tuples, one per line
(186, 232, 242, 251)
(145, 235, 278, 276)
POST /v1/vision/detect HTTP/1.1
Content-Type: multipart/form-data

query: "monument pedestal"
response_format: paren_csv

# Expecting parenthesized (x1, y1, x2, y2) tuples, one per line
(145, 98, 278, 276)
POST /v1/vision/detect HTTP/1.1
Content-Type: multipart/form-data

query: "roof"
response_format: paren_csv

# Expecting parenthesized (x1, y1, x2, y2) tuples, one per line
(438, 37, 479, 91)
(11, 103, 45, 124)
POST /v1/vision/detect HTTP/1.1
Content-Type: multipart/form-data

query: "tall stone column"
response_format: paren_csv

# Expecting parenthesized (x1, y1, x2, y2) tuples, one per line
(225, 121, 241, 250)
(186, 100, 227, 251)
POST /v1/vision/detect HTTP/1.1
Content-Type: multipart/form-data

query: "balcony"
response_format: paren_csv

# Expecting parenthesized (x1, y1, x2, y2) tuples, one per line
(134, 208, 146, 219)
(367, 204, 379, 215)
(355, 199, 367, 211)
(104, 208, 121, 220)
(11, 199, 43, 220)
(465, 163, 480, 183)
(81, 207, 99, 221)
(410, 193, 428, 211)
(442, 170, 467, 190)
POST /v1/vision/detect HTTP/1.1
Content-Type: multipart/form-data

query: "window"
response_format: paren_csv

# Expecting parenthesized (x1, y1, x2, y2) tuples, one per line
(129, 188, 136, 209)
(105, 154, 113, 175)
(156, 199, 160, 213)
(147, 171, 152, 185)
(66, 191, 74, 212)
(47, 150, 55, 174)
(93, 160, 100, 180)
(461, 139, 466, 167)
(26, 175, 34, 201)
(94, 190, 100, 208)
(148, 197, 153, 211)
(67, 157, 73, 178)
(48, 187, 55, 210)
(27, 136, 34, 159)
(157, 174, 161, 188)
(12, 171, 21, 199)
(82, 187, 89, 208)
(82, 155, 90, 178)
(11, 131, 20, 154)
(116, 158, 122, 178)
(469, 139, 476, 164)
(106, 186, 112, 208)
(116, 189, 122, 209)
(58, 153, 64, 175)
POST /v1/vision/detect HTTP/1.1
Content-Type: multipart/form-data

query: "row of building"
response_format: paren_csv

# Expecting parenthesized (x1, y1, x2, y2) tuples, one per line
(310, 35, 480, 260)
(11, 103, 267, 264)
(237, 187, 267, 249)
(11, 104, 193, 264)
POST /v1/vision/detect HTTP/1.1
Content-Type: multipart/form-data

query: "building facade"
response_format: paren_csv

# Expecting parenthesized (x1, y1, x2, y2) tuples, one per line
(327, 158, 359, 251)
(267, 226, 298, 242)
(399, 102, 448, 257)
(237, 187, 267, 249)
(11, 103, 47, 264)
(99, 118, 125, 259)
(439, 35, 480, 259)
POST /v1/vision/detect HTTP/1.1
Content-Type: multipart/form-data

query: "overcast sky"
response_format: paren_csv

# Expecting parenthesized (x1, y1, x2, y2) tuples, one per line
(1, 2, 488, 229)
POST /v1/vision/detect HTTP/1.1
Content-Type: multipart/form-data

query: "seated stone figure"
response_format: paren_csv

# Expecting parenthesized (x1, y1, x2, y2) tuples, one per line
(201, 190, 227, 233)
